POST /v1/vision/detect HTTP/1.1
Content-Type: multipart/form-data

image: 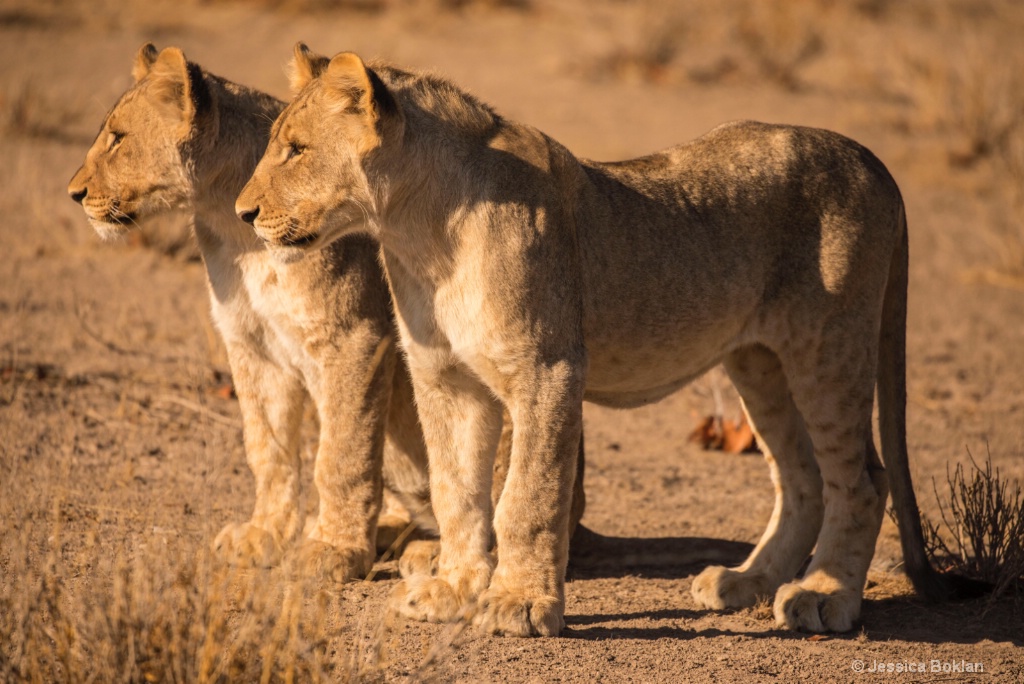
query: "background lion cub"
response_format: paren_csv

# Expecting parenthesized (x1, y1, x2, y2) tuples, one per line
(67, 44, 437, 582)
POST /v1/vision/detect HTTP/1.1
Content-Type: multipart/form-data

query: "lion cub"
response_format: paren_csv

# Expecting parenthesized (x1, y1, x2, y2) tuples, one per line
(238, 45, 946, 635)
(67, 44, 438, 582)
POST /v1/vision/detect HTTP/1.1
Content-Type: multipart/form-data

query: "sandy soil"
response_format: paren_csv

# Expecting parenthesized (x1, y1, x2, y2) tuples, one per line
(2, 0, 1022, 681)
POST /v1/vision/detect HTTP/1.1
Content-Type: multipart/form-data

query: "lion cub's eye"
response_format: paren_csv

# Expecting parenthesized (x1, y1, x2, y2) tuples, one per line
(108, 131, 125, 151)
(284, 141, 304, 161)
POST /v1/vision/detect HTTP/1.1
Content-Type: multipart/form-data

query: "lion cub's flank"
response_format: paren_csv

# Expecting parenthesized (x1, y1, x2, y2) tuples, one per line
(238, 46, 946, 636)
(67, 44, 437, 582)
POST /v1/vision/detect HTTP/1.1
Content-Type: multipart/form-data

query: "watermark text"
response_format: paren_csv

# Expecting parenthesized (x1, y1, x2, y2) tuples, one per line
(851, 659, 984, 674)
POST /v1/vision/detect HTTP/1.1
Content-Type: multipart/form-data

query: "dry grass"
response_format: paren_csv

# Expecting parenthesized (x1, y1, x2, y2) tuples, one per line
(923, 447, 1024, 607)
(0, 482, 475, 683)
(0, 522, 386, 682)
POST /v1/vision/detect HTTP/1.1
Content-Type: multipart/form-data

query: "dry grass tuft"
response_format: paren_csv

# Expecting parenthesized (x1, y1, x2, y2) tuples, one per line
(0, 520, 395, 682)
(748, 594, 773, 622)
(923, 447, 1024, 606)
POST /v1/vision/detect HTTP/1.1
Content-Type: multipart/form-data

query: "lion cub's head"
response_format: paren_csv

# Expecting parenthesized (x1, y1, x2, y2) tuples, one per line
(68, 44, 213, 240)
(235, 44, 399, 257)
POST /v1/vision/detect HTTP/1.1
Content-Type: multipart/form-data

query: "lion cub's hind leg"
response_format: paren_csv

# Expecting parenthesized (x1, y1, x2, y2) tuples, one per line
(772, 333, 888, 633)
(692, 344, 823, 610)
(213, 348, 306, 569)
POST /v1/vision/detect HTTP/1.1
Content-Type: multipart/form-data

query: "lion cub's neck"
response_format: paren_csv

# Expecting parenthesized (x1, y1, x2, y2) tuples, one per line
(190, 74, 284, 253)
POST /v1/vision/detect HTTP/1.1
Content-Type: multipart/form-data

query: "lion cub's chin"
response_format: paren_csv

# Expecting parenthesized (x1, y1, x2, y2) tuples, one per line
(88, 219, 132, 242)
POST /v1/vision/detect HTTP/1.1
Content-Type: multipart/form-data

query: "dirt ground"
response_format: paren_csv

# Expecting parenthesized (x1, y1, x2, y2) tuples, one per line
(2, 0, 1023, 681)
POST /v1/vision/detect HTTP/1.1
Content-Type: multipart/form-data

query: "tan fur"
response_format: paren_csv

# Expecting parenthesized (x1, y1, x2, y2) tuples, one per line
(237, 47, 941, 634)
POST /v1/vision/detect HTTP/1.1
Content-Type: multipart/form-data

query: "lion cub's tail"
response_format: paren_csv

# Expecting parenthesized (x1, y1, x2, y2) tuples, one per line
(877, 204, 957, 601)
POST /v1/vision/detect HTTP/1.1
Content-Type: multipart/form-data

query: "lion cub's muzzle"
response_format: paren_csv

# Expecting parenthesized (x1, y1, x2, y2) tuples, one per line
(236, 204, 319, 249)
(67, 174, 136, 229)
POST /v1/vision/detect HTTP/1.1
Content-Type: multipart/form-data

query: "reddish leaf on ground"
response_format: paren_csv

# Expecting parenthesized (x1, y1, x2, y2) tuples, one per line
(212, 383, 236, 400)
(687, 414, 759, 454)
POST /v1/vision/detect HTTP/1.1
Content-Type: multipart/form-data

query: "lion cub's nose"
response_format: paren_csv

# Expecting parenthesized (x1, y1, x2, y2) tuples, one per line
(68, 187, 87, 204)
(237, 206, 260, 225)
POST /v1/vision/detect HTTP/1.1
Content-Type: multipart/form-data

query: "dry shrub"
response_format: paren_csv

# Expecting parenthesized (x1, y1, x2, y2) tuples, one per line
(896, 6, 1024, 170)
(734, 2, 825, 91)
(431, 0, 532, 11)
(583, 1, 690, 84)
(0, 524, 393, 682)
(201, 0, 388, 13)
(942, 36, 1024, 170)
(0, 81, 86, 144)
(201, 0, 531, 14)
(895, 6, 1024, 278)
(584, 0, 832, 88)
(923, 448, 1024, 606)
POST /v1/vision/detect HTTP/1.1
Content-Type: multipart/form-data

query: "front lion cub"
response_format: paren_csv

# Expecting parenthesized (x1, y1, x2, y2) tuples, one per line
(67, 44, 437, 582)
(238, 45, 947, 636)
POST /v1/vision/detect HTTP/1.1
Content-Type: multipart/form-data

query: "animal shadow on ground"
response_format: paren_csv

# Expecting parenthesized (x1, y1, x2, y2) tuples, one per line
(858, 593, 1024, 646)
(563, 526, 776, 641)
(567, 524, 754, 580)
(564, 527, 1024, 644)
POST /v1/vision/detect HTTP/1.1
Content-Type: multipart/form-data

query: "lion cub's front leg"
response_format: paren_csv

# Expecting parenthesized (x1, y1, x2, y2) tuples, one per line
(294, 332, 396, 583)
(213, 342, 305, 568)
(389, 362, 502, 625)
(476, 363, 584, 637)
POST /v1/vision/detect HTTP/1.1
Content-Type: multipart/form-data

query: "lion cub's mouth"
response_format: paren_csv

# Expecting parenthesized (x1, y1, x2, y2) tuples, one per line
(84, 204, 138, 229)
(280, 232, 319, 248)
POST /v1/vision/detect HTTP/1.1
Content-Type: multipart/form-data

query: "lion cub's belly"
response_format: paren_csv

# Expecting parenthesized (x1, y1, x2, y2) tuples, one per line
(582, 341, 729, 408)
(581, 301, 752, 407)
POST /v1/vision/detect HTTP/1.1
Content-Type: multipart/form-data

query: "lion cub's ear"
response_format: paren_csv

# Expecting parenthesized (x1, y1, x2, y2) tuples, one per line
(148, 47, 209, 124)
(289, 42, 330, 96)
(132, 43, 159, 83)
(324, 52, 394, 124)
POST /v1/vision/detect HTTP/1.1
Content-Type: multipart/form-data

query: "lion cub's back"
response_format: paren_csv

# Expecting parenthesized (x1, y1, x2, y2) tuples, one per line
(576, 121, 904, 391)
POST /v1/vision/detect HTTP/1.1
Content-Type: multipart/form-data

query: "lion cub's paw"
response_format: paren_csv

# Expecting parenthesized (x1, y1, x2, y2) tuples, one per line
(773, 581, 860, 633)
(475, 588, 564, 637)
(375, 512, 414, 555)
(213, 522, 282, 568)
(292, 539, 372, 584)
(691, 565, 773, 610)
(388, 575, 464, 624)
(398, 539, 440, 578)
